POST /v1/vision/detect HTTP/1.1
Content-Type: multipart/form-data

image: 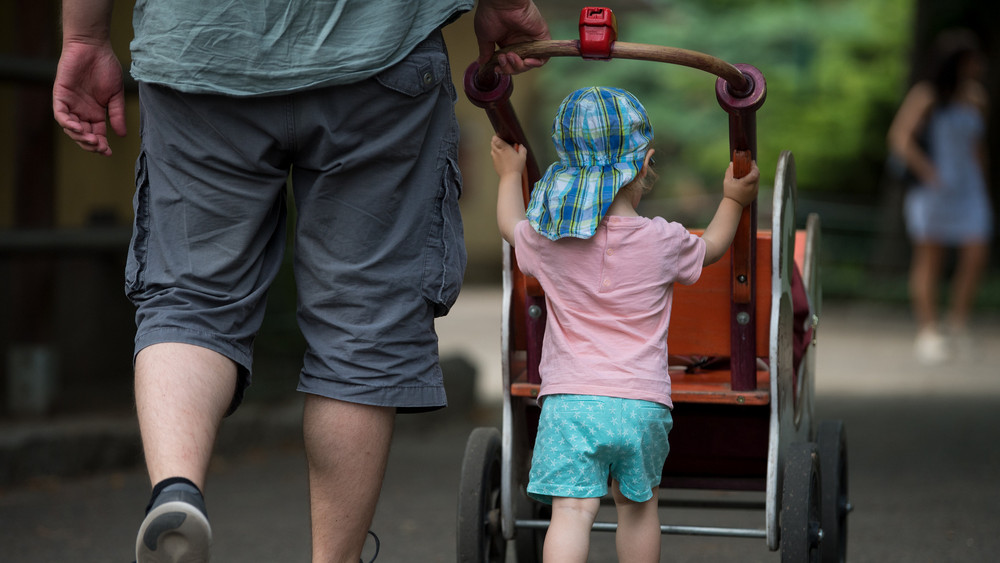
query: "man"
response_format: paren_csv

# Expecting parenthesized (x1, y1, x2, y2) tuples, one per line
(52, 1, 548, 561)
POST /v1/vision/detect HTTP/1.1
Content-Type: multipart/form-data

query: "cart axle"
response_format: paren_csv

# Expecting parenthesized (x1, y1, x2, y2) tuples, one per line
(515, 519, 767, 539)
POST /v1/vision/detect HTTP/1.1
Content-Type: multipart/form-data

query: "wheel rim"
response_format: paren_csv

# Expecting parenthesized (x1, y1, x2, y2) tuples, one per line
(481, 456, 504, 561)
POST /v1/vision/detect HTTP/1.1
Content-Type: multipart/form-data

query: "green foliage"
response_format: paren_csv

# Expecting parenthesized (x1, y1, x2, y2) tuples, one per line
(532, 0, 914, 195)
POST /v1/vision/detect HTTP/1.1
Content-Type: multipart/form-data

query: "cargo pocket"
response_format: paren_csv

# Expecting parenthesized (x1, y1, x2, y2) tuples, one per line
(124, 151, 150, 302)
(422, 155, 467, 317)
(374, 34, 449, 99)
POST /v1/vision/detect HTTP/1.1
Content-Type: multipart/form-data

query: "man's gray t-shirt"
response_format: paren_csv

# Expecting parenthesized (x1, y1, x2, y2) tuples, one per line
(130, 0, 473, 96)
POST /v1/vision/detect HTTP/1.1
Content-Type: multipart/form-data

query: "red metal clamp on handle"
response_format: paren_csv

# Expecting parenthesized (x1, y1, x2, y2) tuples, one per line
(579, 7, 617, 59)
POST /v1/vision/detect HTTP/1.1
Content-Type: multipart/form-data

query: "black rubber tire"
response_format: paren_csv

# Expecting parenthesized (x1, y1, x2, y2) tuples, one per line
(817, 420, 849, 563)
(781, 442, 823, 563)
(457, 427, 507, 563)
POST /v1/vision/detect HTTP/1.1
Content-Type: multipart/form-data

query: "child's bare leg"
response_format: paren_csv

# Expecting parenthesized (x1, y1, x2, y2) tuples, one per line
(612, 480, 661, 563)
(543, 496, 600, 563)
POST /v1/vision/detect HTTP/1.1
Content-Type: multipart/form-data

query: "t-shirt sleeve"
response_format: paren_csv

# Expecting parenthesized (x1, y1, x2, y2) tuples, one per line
(512, 220, 540, 277)
(660, 219, 706, 285)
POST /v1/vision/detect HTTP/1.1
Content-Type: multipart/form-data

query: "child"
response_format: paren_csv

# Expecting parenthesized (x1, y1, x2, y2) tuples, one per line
(490, 86, 759, 563)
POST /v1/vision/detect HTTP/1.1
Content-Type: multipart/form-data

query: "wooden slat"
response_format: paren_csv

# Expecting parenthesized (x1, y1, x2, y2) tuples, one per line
(511, 382, 541, 398)
(670, 368, 770, 405)
(668, 233, 772, 359)
(509, 369, 769, 405)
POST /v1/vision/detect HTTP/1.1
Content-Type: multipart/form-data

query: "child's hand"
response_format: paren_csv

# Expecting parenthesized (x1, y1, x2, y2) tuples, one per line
(492, 135, 528, 245)
(491, 135, 527, 179)
(701, 160, 761, 266)
(723, 160, 760, 208)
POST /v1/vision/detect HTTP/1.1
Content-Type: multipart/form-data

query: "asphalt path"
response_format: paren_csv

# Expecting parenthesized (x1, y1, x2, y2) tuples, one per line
(1, 288, 998, 562)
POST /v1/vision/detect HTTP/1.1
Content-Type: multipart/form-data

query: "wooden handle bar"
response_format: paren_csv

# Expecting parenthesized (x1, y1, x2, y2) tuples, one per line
(732, 149, 753, 179)
(731, 149, 754, 305)
(477, 40, 751, 94)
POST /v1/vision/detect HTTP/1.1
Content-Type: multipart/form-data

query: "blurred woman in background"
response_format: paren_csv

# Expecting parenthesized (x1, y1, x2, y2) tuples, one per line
(888, 28, 993, 364)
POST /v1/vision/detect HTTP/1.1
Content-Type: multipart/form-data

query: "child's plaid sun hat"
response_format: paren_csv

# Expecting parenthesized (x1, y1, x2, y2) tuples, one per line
(526, 86, 653, 240)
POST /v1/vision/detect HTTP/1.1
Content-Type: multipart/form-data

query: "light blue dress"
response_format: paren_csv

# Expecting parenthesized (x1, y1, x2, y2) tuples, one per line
(904, 102, 994, 244)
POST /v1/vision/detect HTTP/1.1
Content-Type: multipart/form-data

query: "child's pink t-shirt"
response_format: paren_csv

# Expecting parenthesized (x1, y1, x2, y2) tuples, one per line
(513, 215, 706, 408)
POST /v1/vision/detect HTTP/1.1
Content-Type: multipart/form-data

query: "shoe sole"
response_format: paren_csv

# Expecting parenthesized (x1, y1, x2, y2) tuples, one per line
(136, 500, 212, 563)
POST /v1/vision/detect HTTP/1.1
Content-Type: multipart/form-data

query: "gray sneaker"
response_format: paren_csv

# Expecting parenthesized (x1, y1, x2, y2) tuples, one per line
(135, 486, 211, 563)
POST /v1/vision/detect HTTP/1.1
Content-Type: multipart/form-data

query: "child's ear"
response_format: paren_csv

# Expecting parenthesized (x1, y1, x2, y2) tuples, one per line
(638, 148, 655, 177)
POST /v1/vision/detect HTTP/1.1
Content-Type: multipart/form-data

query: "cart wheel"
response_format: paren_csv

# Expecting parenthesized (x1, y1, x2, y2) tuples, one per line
(817, 421, 849, 563)
(781, 443, 823, 563)
(514, 494, 548, 563)
(458, 427, 507, 563)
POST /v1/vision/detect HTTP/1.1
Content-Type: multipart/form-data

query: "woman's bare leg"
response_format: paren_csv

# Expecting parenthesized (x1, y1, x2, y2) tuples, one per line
(947, 240, 990, 329)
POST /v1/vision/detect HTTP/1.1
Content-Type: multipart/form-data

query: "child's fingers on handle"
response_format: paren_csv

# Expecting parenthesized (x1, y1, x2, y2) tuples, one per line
(732, 149, 753, 179)
(491, 135, 523, 154)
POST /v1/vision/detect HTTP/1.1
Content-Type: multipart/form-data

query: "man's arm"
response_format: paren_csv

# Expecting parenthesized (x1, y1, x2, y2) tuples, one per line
(53, 0, 127, 156)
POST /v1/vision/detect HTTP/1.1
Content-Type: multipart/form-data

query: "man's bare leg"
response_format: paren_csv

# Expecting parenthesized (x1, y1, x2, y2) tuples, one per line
(303, 394, 394, 563)
(135, 342, 238, 491)
(133, 342, 237, 561)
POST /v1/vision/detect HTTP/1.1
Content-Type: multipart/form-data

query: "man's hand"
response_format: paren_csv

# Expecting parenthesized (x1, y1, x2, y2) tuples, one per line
(474, 0, 550, 74)
(52, 40, 127, 156)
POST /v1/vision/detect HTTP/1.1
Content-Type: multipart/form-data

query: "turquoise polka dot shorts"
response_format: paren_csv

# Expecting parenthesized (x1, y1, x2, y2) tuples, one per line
(527, 394, 673, 504)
